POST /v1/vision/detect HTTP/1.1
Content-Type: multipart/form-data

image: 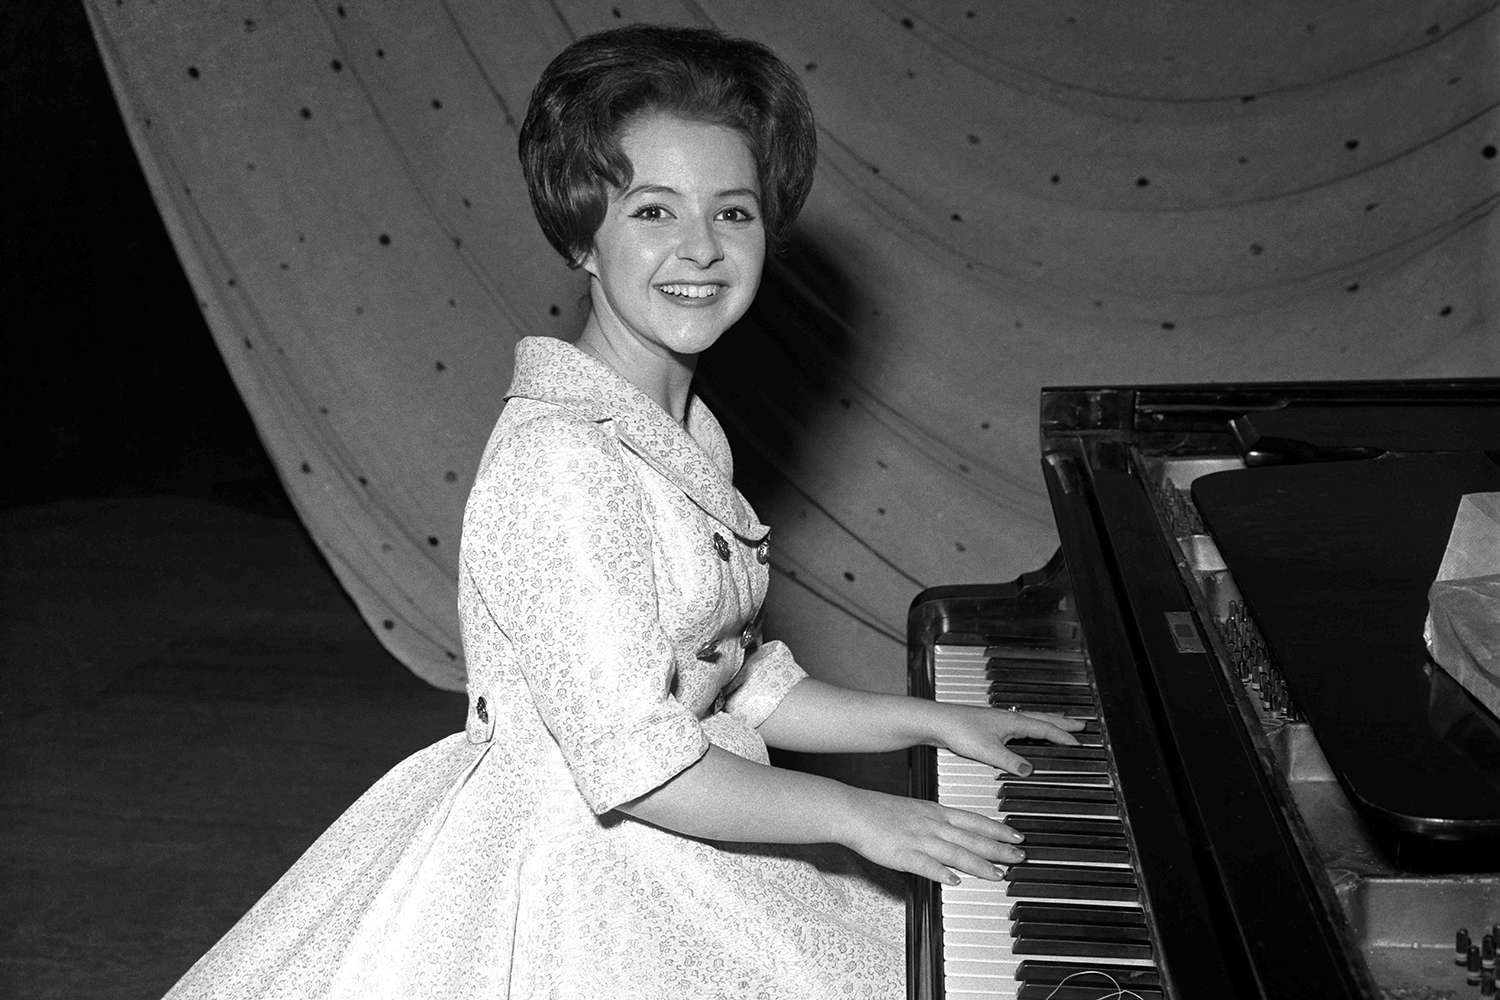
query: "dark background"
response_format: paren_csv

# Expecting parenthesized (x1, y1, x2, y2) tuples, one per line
(2, 2, 282, 512)
(1, 20, 468, 1000)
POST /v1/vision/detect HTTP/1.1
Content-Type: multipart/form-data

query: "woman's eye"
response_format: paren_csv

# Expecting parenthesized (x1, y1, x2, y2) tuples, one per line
(629, 205, 669, 221)
(718, 206, 757, 223)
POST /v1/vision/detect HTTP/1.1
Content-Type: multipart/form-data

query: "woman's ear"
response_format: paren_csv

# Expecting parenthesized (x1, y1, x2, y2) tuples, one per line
(577, 247, 599, 278)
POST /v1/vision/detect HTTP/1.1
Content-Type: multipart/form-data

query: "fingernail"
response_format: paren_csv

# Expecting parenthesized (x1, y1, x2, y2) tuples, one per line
(1009, 830, 1025, 844)
(992, 864, 1008, 879)
(947, 872, 961, 885)
(1009, 849, 1026, 863)
(1016, 761, 1033, 776)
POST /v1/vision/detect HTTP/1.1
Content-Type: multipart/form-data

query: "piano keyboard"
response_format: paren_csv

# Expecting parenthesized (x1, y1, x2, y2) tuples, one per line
(932, 643, 1163, 1000)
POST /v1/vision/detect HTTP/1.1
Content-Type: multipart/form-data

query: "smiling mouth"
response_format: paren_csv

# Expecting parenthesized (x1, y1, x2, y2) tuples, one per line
(657, 283, 722, 300)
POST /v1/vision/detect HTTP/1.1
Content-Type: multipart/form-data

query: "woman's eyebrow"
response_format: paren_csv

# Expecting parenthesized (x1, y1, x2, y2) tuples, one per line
(621, 183, 760, 200)
(622, 183, 678, 198)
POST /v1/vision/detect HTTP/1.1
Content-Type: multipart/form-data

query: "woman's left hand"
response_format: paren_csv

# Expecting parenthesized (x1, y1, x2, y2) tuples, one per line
(935, 704, 1084, 776)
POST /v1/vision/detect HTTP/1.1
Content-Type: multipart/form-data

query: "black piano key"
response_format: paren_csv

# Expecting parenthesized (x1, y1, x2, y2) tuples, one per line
(988, 676, 1091, 692)
(1005, 864, 1136, 887)
(998, 771, 1112, 787)
(1011, 761, 1110, 779)
(1018, 768, 1111, 783)
(1020, 760, 1110, 778)
(1014, 920, 1153, 945)
(1012, 831, 1130, 852)
(1006, 717, 1104, 734)
(998, 783, 1117, 803)
(1014, 938, 1156, 962)
(1013, 745, 1108, 762)
(993, 699, 1099, 717)
(990, 692, 1097, 710)
(999, 797, 1119, 817)
(984, 664, 1089, 684)
(1008, 881, 1140, 902)
(1008, 903, 1147, 926)
(1007, 816, 1126, 838)
(986, 643, 1085, 661)
(1016, 961, 1162, 988)
(1013, 732, 1105, 748)
(1016, 844, 1131, 865)
(1017, 986, 1163, 1000)
(986, 672, 1090, 688)
(987, 684, 1096, 705)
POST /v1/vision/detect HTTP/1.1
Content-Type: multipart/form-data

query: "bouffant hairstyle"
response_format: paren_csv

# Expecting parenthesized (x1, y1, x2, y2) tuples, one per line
(518, 24, 817, 267)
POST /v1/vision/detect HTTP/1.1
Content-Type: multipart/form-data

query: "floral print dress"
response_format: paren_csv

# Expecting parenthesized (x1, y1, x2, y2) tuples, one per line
(162, 336, 904, 1000)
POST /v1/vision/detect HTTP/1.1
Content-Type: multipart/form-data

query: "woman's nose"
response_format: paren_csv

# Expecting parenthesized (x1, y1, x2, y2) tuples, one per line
(675, 218, 723, 267)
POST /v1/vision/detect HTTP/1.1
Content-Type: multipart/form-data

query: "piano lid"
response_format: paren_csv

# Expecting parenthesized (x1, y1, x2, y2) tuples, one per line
(1192, 450, 1500, 859)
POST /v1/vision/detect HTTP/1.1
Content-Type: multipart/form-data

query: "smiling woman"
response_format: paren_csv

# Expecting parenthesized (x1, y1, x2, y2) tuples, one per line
(155, 24, 1082, 1000)
(577, 116, 767, 419)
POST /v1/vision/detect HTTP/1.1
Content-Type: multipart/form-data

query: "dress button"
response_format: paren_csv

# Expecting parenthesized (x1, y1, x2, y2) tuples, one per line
(475, 696, 488, 724)
(756, 539, 770, 564)
(712, 532, 730, 561)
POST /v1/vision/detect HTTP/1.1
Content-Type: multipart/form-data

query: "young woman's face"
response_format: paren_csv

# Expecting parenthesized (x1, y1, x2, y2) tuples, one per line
(581, 114, 766, 362)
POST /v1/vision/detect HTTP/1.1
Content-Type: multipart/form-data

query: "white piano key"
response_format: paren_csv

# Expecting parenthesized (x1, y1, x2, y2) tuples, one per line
(945, 957, 1020, 975)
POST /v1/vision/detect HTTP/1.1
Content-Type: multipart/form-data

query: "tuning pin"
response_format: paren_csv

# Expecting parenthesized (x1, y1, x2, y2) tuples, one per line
(1460, 928, 1473, 964)
(1470, 945, 1483, 985)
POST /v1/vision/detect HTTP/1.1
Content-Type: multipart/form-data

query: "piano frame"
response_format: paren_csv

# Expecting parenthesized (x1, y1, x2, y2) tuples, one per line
(908, 378, 1500, 1000)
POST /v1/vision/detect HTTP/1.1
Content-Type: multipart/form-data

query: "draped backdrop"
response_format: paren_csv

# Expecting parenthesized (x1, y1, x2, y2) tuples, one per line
(85, 1, 1499, 694)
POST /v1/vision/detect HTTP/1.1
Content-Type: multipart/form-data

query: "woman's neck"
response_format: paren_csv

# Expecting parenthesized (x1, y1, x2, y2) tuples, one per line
(575, 321, 696, 426)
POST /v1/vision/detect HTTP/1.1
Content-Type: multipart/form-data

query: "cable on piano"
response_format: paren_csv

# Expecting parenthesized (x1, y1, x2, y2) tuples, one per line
(1039, 970, 1145, 1000)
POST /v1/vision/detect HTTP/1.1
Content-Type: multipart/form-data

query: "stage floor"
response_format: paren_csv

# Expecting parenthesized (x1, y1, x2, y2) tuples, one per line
(0, 496, 465, 1000)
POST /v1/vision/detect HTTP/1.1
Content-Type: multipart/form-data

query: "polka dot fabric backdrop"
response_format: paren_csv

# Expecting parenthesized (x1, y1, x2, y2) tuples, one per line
(85, 1, 1499, 694)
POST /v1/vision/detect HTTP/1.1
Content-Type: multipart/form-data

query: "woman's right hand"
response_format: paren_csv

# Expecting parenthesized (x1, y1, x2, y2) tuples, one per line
(837, 787, 1024, 885)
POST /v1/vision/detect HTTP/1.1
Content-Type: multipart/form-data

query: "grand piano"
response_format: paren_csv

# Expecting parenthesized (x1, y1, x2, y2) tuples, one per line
(907, 380, 1500, 1000)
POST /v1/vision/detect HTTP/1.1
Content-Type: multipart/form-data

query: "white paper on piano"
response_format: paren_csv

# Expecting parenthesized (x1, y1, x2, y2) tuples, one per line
(1423, 491, 1500, 718)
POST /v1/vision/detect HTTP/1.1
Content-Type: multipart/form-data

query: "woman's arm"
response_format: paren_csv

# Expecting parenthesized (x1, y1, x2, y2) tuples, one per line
(617, 744, 1025, 886)
(620, 677, 1084, 885)
(755, 675, 1082, 777)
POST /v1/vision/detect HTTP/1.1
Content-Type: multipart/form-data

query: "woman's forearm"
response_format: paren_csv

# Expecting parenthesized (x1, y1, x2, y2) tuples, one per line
(754, 677, 948, 754)
(753, 677, 1084, 779)
(617, 744, 852, 843)
(615, 744, 1025, 884)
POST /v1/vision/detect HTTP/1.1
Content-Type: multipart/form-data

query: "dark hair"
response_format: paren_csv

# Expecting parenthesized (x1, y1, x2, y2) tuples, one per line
(518, 24, 817, 266)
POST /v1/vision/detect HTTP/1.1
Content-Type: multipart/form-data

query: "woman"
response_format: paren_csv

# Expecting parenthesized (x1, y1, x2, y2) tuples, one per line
(163, 24, 1079, 1000)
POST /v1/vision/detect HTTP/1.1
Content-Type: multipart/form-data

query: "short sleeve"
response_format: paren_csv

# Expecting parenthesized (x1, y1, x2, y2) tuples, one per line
(722, 640, 808, 730)
(461, 412, 708, 813)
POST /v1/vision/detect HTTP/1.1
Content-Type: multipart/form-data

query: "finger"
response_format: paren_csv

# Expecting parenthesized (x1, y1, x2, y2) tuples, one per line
(1022, 710, 1087, 733)
(927, 836, 1020, 880)
(992, 746, 1039, 777)
(901, 850, 966, 886)
(940, 825, 1027, 866)
(943, 807, 1025, 846)
(1005, 712, 1083, 746)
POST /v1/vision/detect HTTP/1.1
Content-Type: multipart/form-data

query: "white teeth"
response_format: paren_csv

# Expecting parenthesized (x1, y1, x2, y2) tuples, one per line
(658, 284, 719, 299)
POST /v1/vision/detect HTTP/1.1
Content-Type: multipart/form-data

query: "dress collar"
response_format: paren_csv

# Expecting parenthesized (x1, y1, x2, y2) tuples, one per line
(504, 337, 769, 542)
